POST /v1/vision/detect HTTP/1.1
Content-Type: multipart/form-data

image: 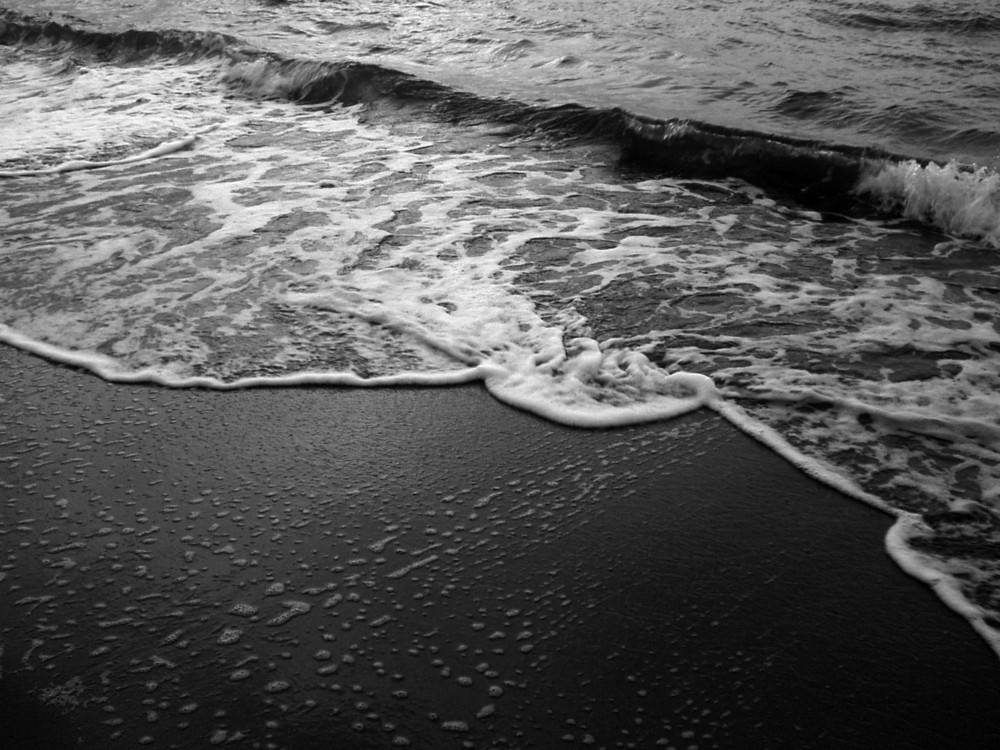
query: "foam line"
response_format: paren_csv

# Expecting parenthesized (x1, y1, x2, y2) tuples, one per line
(0, 325, 483, 389)
(708, 397, 895, 514)
(886, 517, 1000, 660)
(0, 324, 712, 421)
(0, 127, 216, 178)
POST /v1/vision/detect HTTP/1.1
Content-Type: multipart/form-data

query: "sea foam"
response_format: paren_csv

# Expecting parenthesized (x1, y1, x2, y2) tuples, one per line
(858, 160, 1000, 247)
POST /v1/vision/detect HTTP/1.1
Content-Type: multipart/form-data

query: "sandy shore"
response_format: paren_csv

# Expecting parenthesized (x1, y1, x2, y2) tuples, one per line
(1, 343, 998, 750)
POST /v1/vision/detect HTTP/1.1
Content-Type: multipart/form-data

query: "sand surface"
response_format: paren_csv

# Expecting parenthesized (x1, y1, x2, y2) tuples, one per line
(1, 344, 999, 749)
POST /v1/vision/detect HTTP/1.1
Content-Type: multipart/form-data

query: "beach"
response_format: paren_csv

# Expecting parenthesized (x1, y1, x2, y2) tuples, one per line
(2, 342, 999, 750)
(3, 2, 1000, 748)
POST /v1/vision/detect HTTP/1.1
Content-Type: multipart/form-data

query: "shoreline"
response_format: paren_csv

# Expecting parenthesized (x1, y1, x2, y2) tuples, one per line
(2, 342, 999, 749)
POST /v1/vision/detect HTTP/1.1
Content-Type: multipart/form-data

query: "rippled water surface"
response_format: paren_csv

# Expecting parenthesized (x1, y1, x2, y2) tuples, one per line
(8, 0, 1000, 164)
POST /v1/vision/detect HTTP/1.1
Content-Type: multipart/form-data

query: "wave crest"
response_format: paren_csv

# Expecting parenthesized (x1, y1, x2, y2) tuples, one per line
(620, 116, 880, 213)
(0, 9, 239, 61)
(857, 161, 1000, 247)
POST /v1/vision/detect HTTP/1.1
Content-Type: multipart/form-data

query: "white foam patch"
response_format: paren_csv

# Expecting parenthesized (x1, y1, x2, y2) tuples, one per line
(858, 160, 1000, 247)
(0, 61, 720, 424)
(0, 46, 226, 171)
(486, 343, 717, 428)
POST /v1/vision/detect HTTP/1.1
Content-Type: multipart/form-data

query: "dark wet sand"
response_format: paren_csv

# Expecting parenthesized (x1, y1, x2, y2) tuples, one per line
(1, 343, 999, 750)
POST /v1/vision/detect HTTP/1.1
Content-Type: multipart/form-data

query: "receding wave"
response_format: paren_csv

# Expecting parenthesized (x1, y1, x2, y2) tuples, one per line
(4, 8, 999, 246)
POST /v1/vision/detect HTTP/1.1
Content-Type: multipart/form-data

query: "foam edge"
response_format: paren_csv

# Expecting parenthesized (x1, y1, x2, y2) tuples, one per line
(708, 397, 894, 513)
(886, 516, 1000, 660)
(712, 396, 1000, 661)
(0, 325, 483, 389)
(483, 369, 716, 429)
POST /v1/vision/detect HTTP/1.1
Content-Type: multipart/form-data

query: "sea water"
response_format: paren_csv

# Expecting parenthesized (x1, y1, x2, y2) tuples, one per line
(1, 0, 1000, 664)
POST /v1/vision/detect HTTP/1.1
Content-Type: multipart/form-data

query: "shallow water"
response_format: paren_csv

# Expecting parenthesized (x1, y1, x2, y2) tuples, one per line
(1, 0, 1000, 691)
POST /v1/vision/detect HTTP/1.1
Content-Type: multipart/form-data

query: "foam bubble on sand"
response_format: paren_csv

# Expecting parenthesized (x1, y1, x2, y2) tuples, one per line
(218, 627, 244, 645)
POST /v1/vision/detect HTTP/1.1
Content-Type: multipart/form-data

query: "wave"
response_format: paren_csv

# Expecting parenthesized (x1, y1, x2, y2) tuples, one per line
(618, 116, 885, 214)
(857, 161, 1000, 247)
(623, 118, 1000, 246)
(770, 88, 861, 128)
(0, 8, 241, 60)
(3, 8, 999, 245)
(818, 2, 1000, 35)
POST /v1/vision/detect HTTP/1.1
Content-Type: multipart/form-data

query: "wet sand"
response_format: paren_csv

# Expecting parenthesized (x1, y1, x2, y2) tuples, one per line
(1, 343, 999, 750)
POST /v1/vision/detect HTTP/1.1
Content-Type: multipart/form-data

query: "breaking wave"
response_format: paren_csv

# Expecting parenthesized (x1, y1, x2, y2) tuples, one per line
(857, 160, 1000, 247)
(3, 8, 999, 246)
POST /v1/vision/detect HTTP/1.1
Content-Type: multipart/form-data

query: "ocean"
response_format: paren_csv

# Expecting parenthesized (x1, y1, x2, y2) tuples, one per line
(2, 0, 1000, 694)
